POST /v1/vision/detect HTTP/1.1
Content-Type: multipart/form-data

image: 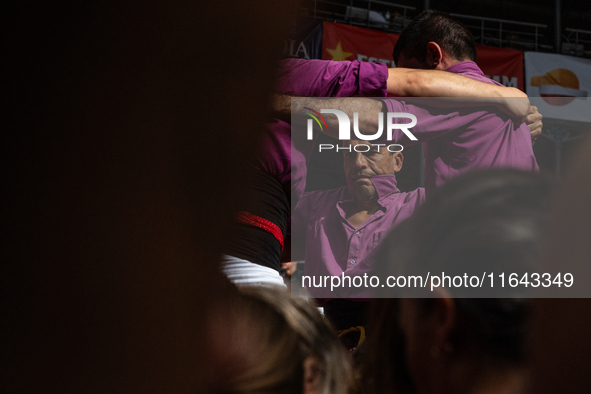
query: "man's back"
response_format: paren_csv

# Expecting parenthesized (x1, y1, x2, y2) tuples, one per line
(384, 61, 538, 195)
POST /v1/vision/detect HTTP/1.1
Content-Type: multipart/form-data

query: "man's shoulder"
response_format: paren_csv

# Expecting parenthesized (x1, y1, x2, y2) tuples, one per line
(298, 186, 348, 211)
(402, 187, 425, 201)
(303, 186, 348, 200)
(382, 187, 425, 205)
(447, 61, 500, 86)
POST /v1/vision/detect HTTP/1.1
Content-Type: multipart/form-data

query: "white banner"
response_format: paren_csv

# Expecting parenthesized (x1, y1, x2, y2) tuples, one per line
(525, 52, 591, 123)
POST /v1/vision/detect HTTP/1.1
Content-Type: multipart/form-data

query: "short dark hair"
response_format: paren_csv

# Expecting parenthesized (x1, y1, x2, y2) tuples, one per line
(393, 10, 477, 66)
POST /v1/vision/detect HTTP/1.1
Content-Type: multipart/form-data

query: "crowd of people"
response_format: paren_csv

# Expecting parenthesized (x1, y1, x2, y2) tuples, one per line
(5, 3, 590, 394)
(214, 168, 552, 394)
(214, 10, 588, 394)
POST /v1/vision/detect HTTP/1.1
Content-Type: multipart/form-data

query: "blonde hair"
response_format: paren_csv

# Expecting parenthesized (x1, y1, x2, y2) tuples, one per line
(210, 286, 352, 394)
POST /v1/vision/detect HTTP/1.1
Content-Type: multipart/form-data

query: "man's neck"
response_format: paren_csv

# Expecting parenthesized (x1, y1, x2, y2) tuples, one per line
(432, 360, 526, 394)
(354, 197, 379, 211)
(441, 57, 469, 71)
(345, 198, 380, 229)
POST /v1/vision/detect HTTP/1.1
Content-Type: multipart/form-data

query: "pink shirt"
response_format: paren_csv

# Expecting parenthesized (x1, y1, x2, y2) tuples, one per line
(292, 175, 425, 299)
(383, 61, 539, 195)
(260, 59, 389, 208)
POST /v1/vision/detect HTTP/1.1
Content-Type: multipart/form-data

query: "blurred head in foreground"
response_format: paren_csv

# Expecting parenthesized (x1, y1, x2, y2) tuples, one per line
(529, 136, 591, 394)
(207, 287, 352, 394)
(360, 170, 552, 394)
(3, 1, 295, 393)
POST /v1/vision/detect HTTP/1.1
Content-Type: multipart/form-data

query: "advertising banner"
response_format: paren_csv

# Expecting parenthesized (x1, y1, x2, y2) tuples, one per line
(322, 21, 399, 67)
(475, 44, 524, 90)
(282, 17, 323, 60)
(322, 21, 524, 90)
(525, 51, 591, 122)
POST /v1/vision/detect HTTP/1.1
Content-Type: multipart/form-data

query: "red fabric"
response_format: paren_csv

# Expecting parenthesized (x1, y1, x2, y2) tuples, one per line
(475, 45, 524, 91)
(237, 211, 284, 250)
(322, 21, 399, 67)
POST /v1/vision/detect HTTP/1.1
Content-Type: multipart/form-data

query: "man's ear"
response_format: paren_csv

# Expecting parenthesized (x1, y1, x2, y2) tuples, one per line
(303, 356, 322, 394)
(392, 152, 404, 173)
(400, 290, 457, 358)
(429, 287, 457, 356)
(426, 42, 444, 69)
